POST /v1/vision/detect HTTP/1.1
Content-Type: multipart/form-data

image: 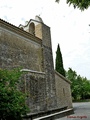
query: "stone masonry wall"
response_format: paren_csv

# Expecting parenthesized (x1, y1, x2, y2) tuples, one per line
(55, 71, 73, 109)
(0, 18, 73, 116)
(41, 24, 57, 110)
(0, 26, 43, 71)
(0, 19, 57, 113)
(20, 70, 47, 113)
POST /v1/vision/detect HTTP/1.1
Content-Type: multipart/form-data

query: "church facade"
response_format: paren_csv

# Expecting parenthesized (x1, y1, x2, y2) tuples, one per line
(0, 16, 73, 114)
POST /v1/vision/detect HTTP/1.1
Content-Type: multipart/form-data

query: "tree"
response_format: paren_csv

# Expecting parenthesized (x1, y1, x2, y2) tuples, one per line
(66, 68, 77, 81)
(66, 68, 80, 100)
(81, 77, 90, 99)
(0, 68, 29, 120)
(55, 44, 65, 77)
(55, 0, 90, 11)
(66, 68, 90, 101)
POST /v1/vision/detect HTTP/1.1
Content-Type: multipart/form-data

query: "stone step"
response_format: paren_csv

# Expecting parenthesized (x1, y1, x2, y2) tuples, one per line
(22, 107, 74, 120)
(33, 108, 74, 120)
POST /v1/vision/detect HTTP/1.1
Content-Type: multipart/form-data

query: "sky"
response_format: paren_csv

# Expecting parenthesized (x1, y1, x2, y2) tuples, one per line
(0, 0, 90, 79)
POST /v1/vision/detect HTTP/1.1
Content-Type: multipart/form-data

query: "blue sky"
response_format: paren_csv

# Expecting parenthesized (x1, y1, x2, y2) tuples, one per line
(0, 0, 90, 79)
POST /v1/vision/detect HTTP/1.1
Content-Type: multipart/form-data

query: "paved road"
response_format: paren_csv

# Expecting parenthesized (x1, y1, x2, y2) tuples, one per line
(56, 102, 90, 120)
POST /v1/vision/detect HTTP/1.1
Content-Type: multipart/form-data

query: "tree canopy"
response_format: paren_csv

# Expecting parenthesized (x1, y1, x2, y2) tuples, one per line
(0, 68, 29, 120)
(56, 0, 90, 11)
(55, 44, 65, 77)
(66, 68, 90, 101)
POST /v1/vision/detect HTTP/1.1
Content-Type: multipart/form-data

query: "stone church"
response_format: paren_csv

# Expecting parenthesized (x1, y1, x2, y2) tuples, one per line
(0, 16, 73, 118)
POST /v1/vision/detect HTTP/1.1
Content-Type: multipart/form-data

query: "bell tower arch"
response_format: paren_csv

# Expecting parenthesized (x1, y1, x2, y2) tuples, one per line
(29, 22, 35, 35)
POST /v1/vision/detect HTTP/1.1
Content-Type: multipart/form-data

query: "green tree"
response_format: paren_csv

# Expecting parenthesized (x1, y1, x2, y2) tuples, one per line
(0, 68, 29, 120)
(56, 0, 90, 11)
(81, 77, 90, 99)
(66, 68, 80, 100)
(66, 68, 77, 81)
(66, 68, 90, 101)
(55, 44, 65, 77)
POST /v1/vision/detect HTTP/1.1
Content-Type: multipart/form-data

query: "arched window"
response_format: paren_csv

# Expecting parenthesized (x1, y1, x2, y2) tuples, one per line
(29, 22, 35, 35)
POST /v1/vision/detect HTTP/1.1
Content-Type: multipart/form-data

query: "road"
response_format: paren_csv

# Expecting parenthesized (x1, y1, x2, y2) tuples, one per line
(56, 102, 90, 120)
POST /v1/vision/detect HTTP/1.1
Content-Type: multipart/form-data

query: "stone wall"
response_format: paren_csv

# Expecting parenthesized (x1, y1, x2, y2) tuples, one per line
(55, 71, 73, 109)
(0, 18, 57, 113)
(0, 18, 73, 116)
(0, 24, 43, 72)
(41, 24, 57, 109)
(20, 70, 47, 113)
